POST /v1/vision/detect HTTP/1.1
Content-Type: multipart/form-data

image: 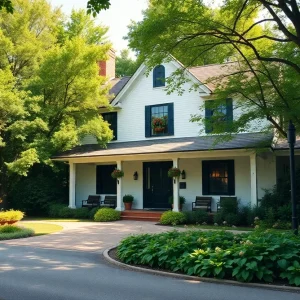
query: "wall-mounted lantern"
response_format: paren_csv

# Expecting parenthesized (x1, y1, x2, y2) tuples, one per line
(133, 171, 138, 180)
(181, 170, 186, 180)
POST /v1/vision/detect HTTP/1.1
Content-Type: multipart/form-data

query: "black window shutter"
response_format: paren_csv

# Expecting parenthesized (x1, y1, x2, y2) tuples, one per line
(96, 166, 102, 194)
(205, 102, 213, 133)
(111, 112, 117, 140)
(202, 161, 209, 195)
(153, 67, 158, 87)
(96, 165, 117, 194)
(228, 160, 235, 195)
(168, 103, 174, 135)
(145, 105, 151, 137)
(226, 98, 233, 121)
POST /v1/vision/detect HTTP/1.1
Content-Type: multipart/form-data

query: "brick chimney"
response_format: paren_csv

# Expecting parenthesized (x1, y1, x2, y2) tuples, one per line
(98, 49, 116, 79)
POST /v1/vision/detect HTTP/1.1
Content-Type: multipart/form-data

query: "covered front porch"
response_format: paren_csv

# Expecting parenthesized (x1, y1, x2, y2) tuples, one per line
(66, 150, 275, 212)
(51, 133, 276, 213)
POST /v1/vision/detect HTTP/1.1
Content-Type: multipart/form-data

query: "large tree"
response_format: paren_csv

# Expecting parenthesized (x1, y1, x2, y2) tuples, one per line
(0, 0, 113, 205)
(116, 49, 139, 77)
(127, 0, 300, 138)
(0, 0, 112, 15)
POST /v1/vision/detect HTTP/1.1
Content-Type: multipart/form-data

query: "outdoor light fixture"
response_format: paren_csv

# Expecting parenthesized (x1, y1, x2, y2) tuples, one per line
(181, 170, 186, 180)
(288, 120, 298, 235)
(133, 171, 138, 180)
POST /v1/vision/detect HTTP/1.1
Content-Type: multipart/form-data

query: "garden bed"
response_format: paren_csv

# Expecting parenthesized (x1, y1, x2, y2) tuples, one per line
(116, 230, 300, 287)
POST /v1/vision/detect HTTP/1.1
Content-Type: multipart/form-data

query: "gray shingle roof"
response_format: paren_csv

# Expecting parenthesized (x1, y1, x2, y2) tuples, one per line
(109, 76, 131, 102)
(53, 132, 273, 159)
(273, 137, 300, 150)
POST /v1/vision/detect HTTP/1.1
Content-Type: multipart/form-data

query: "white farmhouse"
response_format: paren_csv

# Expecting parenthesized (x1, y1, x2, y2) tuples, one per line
(53, 53, 300, 216)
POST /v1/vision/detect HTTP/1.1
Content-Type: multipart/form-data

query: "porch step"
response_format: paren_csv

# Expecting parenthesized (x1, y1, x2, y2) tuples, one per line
(120, 210, 163, 222)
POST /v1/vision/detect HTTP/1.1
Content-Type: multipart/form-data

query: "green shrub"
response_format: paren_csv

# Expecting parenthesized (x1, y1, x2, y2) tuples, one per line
(117, 230, 300, 286)
(224, 213, 239, 226)
(213, 212, 224, 224)
(48, 204, 90, 219)
(94, 208, 121, 222)
(160, 211, 186, 225)
(0, 225, 23, 233)
(71, 208, 90, 219)
(88, 207, 99, 220)
(0, 226, 34, 240)
(184, 210, 209, 224)
(48, 204, 66, 218)
(0, 210, 24, 222)
(8, 165, 68, 216)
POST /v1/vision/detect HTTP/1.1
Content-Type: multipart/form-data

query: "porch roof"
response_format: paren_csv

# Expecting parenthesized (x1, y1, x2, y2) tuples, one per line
(53, 132, 273, 159)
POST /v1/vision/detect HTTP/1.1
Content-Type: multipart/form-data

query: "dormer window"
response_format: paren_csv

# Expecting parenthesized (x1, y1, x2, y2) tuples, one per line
(153, 65, 165, 87)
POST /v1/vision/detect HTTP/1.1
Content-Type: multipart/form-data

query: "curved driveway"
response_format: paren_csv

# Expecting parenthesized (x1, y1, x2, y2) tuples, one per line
(0, 221, 298, 300)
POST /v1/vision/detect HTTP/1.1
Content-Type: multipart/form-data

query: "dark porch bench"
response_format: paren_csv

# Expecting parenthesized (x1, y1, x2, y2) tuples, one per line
(217, 196, 238, 212)
(101, 195, 117, 209)
(82, 195, 101, 208)
(192, 196, 212, 212)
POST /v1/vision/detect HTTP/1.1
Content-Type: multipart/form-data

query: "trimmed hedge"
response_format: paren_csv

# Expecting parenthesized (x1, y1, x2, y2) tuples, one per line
(94, 208, 120, 222)
(117, 230, 300, 286)
(0, 225, 34, 240)
(48, 204, 90, 219)
(160, 211, 186, 225)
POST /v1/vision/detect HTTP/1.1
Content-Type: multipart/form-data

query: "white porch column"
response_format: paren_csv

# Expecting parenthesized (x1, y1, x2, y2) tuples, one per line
(172, 158, 179, 212)
(69, 162, 76, 208)
(250, 153, 257, 207)
(115, 160, 123, 211)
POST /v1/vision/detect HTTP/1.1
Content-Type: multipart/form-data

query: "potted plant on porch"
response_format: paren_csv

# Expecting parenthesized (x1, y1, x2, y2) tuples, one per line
(168, 196, 186, 211)
(111, 168, 124, 179)
(123, 194, 134, 210)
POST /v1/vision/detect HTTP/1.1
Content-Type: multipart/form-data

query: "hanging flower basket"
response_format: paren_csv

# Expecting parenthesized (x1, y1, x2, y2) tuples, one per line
(152, 116, 167, 133)
(111, 169, 124, 179)
(168, 167, 181, 178)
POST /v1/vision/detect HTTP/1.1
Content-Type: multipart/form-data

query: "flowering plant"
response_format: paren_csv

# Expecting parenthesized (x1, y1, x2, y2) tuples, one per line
(111, 169, 124, 179)
(151, 116, 167, 133)
(167, 167, 181, 178)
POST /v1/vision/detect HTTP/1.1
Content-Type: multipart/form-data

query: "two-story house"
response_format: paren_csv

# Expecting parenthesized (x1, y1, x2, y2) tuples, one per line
(53, 54, 300, 212)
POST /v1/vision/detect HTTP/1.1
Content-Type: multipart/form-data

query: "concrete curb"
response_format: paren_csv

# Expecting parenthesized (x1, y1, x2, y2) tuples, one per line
(103, 246, 300, 294)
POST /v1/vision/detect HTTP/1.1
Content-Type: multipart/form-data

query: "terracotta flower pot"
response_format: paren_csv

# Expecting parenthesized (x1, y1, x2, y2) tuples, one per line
(0, 221, 6, 225)
(124, 202, 133, 210)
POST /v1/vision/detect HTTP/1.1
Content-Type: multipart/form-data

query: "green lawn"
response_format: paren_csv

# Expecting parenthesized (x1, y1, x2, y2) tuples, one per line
(21, 222, 63, 235)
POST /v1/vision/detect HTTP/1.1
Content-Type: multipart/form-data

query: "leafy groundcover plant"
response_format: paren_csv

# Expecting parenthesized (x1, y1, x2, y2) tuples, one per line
(117, 230, 300, 286)
(0, 225, 34, 240)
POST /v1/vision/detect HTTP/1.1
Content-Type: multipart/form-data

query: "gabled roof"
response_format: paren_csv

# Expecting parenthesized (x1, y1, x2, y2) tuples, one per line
(53, 132, 273, 159)
(188, 62, 239, 91)
(108, 76, 131, 103)
(107, 60, 240, 105)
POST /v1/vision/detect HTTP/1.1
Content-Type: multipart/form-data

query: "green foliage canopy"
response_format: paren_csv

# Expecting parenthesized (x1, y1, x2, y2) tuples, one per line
(127, 0, 300, 137)
(0, 0, 113, 193)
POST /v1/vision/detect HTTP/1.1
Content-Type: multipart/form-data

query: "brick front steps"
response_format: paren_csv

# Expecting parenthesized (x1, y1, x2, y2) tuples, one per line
(121, 210, 164, 222)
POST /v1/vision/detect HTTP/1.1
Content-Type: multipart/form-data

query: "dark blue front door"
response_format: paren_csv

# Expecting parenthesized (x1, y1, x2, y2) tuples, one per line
(143, 161, 173, 209)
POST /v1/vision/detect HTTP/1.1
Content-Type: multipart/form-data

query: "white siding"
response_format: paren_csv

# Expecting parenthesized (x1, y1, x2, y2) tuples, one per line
(75, 164, 96, 207)
(81, 61, 269, 145)
(257, 153, 277, 199)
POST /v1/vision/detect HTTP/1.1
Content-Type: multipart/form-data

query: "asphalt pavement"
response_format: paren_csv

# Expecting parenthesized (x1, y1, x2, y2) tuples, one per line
(0, 221, 298, 300)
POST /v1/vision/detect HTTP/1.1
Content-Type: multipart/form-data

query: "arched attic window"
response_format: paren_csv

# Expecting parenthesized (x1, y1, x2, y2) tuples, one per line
(153, 65, 165, 87)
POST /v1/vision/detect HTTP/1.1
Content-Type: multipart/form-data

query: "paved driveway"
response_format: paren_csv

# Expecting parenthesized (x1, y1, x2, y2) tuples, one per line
(0, 221, 298, 300)
(2, 220, 173, 252)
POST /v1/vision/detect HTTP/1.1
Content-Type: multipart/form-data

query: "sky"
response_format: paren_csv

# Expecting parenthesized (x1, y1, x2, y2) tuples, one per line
(50, 0, 148, 55)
